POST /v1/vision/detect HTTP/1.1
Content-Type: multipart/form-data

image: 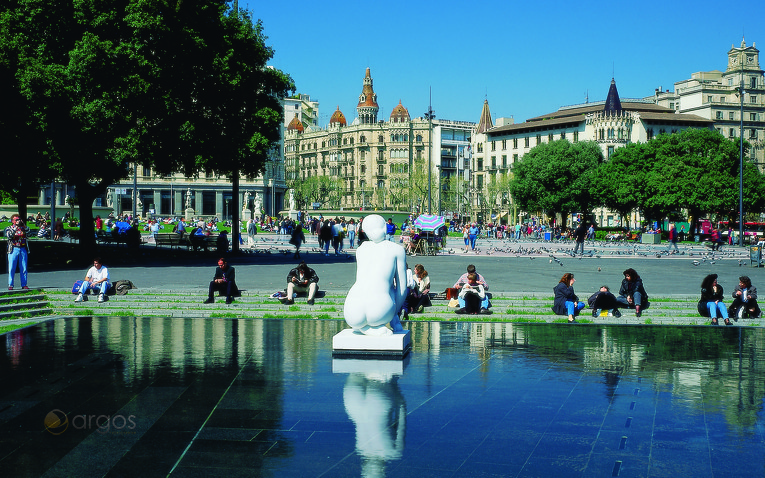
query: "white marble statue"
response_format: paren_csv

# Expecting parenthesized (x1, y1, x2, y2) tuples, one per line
(253, 193, 262, 214)
(289, 189, 296, 211)
(136, 196, 143, 211)
(185, 188, 192, 209)
(106, 191, 113, 208)
(343, 368, 406, 476)
(242, 191, 251, 211)
(343, 214, 407, 336)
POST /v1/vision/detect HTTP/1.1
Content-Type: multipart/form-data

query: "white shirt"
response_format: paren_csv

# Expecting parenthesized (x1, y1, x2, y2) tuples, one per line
(86, 265, 110, 284)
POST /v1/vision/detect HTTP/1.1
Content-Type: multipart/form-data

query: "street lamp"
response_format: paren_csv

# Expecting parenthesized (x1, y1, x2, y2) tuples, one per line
(424, 88, 435, 214)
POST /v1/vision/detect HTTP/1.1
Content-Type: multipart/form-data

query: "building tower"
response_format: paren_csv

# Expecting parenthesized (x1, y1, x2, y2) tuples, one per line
(357, 68, 379, 124)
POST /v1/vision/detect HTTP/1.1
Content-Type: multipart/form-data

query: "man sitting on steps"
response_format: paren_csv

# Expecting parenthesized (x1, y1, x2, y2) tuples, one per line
(75, 257, 110, 303)
(204, 257, 238, 304)
(286, 261, 319, 306)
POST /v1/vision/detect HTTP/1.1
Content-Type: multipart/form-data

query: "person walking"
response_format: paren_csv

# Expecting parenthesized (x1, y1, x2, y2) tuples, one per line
(667, 223, 679, 253)
(290, 223, 306, 259)
(573, 222, 587, 255)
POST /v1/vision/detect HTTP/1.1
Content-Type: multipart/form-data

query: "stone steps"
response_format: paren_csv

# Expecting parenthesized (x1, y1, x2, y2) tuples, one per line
(41, 289, 759, 326)
(0, 290, 54, 321)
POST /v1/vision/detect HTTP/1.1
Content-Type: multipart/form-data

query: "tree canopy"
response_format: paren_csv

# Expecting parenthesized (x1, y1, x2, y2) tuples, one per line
(509, 139, 604, 228)
(597, 129, 765, 229)
(0, 0, 293, 253)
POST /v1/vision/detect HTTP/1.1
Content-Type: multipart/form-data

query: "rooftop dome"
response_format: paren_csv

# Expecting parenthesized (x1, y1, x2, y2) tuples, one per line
(287, 113, 304, 133)
(330, 106, 347, 126)
(389, 100, 410, 123)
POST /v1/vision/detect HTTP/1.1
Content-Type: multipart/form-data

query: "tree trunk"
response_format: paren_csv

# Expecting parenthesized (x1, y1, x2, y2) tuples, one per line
(232, 172, 239, 253)
(12, 190, 28, 223)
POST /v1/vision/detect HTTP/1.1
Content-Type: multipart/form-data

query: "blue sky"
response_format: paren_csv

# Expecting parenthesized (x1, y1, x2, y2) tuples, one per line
(243, 0, 763, 127)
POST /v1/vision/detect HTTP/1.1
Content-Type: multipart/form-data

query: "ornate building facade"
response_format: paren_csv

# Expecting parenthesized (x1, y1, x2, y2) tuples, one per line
(646, 39, 765, 169)
(474, 79, 713, 226)
(284, 68, 472, 212)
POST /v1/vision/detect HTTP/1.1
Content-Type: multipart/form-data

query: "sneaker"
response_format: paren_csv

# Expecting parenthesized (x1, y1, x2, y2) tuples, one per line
(455, 308, 468, 315)
(592, 308, 600, 317)
(568, 318, 578, 323)
(98, 294, 105, 303)
(7, 287, 12, 291)
(22, 286, 29, 290)
(307, 299, 314, 306)
(203, 298, 214, 304)
(724, 318, 732, 326)
(75, 293, 83, 303)
(635, 306, 642, 318)
(612, 309, 622, 318)
(417, 305, 424, 313)
(225, 297, 233, 304)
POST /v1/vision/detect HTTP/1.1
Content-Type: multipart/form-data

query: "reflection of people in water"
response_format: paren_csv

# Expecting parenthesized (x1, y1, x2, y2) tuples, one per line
(343, 371, 406, 477)
(344, 215, 407, 336)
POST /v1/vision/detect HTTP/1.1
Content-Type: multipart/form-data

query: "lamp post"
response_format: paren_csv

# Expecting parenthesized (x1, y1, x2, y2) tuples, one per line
(424, 88, 435, 214)
(739, 54, 745, 247)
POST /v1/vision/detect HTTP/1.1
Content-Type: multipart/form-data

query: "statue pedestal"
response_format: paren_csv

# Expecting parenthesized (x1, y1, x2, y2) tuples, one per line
(289, 209, 299, 220)
(242, 209, 252, 221)
(184, 208, 194, 221)
(332, 329, 411, 357)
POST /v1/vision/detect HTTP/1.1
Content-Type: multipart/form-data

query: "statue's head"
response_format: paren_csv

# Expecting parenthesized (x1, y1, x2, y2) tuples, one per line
(363, 214, 386, 243)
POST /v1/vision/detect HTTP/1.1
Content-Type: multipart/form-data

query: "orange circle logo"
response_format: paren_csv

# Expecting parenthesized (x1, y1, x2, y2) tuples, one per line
(44, 409, 68, 435)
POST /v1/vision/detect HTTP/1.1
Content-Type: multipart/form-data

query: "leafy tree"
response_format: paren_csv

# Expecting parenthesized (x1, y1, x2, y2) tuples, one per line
(597, 129, 765, 231)
(510, 139, 604, 228)
(290, 176, 341, 209)
(484, 172, 514, 223)
(0, 0, 292, 253)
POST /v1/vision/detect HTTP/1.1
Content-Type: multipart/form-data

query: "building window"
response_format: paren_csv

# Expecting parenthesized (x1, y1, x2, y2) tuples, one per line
(477, 159, 483, 171)
(360, 135, 366, 143)
(501, 155, 507, 168)
(513, 138, 518, 149)
(573, 131, 579, 142)
(708, 95, 714, 103)
(669, 102, 674, 109)
(751, 95, 757, 104)
(361, 165, 366, 174)
(752, 113, 758, 121)
(513, 153, 518, 163)
(729, 128, 735, 137)
(536, 134, 541, 145)
(751, 129, 758, 139)
(524, 137, 530, 147)
(752, 77, 758, 89)
(560, 132, 565, 140)
(416, 134, 422, 142)
(720, 97, 726, 103)
(548, 133, 553, 142)
(378, 165, 384, 176)
(716, 111, 723, 120)
(501, 139, 507, 150)
(607, 146, 615, 159)
(729, 112, 735, 120)
(647, 129, 654, 140)
(477, 143, 483, 153)
(477, 175, 483, 188)
(491, 141, 496, 151)
(491, 156, 496, 169)
(378, 135, 384, 143)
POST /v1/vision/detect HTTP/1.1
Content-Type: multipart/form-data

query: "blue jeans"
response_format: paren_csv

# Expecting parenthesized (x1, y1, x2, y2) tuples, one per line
(566, 301, 585, 316)
(348, 231, 355, 248)
(385, 234, 394, 242)
(7, 247, 28, 288)
(706, 301, 728, 319)
(469, 235, 477, 250)
(79, 280, 110, 296)
(573, 241, 584, 255)
(459, 295, 490, 309)
(616, 292, 643, 308)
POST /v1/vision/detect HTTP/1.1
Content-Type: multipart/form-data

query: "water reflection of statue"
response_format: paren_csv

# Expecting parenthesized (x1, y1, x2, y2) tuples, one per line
(341, 362, 406, 478)
(185, 188, 192, 209)
(344, 214, 407, 336)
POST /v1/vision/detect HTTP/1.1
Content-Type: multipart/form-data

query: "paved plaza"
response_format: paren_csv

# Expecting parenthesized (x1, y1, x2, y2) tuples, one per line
(1, 237, 765, 477)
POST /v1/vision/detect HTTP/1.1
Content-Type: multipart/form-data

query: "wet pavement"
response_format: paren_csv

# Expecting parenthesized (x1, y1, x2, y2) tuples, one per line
(1, 317, 764, 477)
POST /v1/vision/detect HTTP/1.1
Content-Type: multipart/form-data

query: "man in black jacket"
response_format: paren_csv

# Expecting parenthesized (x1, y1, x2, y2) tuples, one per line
(286, 261, 319, 305)
(573, 222, 587, 255)
(204, 257, 238, 304)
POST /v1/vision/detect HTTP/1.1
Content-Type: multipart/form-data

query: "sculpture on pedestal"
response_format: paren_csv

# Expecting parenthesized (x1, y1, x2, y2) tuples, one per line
(242, 191, 251, 211)
(289, 189, 296, 211)
(343, 214, 407, 336)
(253, 193, 262, 218)
(185, 188, 192, 210)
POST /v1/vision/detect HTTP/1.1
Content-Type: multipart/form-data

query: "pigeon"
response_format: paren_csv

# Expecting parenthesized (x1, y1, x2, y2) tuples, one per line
(692, 260, 700, 266)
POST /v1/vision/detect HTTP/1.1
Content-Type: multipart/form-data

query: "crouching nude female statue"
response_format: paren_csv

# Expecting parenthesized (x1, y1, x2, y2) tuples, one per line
(343, 214, 407, 336)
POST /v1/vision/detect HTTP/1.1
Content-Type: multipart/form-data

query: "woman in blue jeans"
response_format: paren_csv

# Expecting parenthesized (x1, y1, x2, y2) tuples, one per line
(552, 272, 585, 323)
(698, 274, 731, 325)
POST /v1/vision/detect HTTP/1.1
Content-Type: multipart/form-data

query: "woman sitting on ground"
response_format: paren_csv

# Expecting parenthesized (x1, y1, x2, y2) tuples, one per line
(698, 273, 731, 326)
(404, 264, 430, 316)
(729, 275, 761, 319)
(456, 272, 484, 315)
(552, 272, 585, 323)
(616, 268, 648, 317)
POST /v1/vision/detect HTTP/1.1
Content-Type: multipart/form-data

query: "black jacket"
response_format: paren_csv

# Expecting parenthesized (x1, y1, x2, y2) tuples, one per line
(698, 283, 724, 317)
(552, 282, 578, 315)
(287, 267, 319, 285)
(619, 278, 647, 301)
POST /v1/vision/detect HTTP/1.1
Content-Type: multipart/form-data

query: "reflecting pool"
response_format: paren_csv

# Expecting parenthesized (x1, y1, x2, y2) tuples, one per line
(1, 318, 764, 477)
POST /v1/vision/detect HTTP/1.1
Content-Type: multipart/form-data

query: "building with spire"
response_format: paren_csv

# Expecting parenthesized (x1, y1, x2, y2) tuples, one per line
(284, 68, 474, 213)
(645, 39, 765, 169)
(473, 79, 712, 226)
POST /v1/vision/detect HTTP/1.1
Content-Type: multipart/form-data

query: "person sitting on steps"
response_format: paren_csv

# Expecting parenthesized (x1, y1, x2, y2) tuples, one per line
(286, 261, 319, 306)
(203, 257, 238, 304)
